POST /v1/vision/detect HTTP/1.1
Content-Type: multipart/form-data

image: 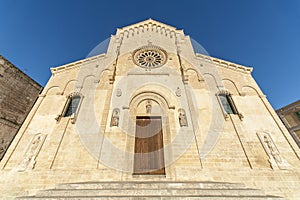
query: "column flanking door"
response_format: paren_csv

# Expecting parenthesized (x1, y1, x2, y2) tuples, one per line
(134, 116, 165, 175)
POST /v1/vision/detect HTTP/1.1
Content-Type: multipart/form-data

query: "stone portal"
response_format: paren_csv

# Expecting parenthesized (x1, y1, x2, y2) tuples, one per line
(134, 116, 165, 175)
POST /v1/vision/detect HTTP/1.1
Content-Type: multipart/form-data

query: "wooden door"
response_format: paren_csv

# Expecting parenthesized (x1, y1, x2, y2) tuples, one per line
(134, 116, 165, 175)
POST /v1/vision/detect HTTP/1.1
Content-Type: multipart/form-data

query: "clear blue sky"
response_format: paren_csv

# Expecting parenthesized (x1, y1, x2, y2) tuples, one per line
(0, 0, 299, 109)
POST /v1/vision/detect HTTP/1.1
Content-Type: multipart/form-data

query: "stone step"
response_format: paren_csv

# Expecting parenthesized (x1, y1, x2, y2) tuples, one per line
(17, 195, 285, 200)
(16, 181, 285, 199)
(55, 181, 245, 190)
(36, 188, 265, 197)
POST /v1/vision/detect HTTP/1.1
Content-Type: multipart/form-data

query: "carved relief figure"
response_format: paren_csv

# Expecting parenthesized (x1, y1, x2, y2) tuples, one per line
(257, 132, 289, 170)
(18, 134, 46, 172)
(175, 87, 181, 97)
(116, 89, 122, 97)
(263, 135, 282, 163)
(111, 108, 120, 127)
(146, 100, 152, 114)
(178, 108, 188, 127)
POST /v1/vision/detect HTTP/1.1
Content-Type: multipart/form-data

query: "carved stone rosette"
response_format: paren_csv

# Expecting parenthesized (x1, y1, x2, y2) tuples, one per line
(132, 45, 167, 71)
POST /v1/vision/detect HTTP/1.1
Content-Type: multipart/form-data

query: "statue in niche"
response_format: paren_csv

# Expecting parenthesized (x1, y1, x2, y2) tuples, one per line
(146, 100, 152, 114)
(116, 89, 122, 97)
(175, 87, 181, 97)
(111, 109, 120, 127)
(178, 109, 188, 127)
(257, 132, 289, 170)
(264, 135, 282, 163)
(18, 134, 45, 172)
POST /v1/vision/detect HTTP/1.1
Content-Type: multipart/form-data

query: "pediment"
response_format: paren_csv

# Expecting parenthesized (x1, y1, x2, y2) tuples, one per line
(116, 18, 183, 35)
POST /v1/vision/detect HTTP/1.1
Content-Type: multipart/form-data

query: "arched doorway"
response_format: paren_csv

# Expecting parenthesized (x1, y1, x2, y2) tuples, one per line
(125, 88, 178, 176)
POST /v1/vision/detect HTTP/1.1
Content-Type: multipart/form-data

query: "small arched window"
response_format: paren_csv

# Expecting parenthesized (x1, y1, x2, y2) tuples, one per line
(63, 95, 81, 117)
(217, 90, 243, 120)
(219, 93, 238, 114)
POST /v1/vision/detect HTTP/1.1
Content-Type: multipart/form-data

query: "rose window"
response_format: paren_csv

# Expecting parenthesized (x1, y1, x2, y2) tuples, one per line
(133, 46, 167, 69)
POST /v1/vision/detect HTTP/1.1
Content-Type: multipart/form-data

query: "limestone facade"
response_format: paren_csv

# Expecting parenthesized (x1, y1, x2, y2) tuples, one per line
(0, 55, 42, 161)
(0, 19, 300, 199)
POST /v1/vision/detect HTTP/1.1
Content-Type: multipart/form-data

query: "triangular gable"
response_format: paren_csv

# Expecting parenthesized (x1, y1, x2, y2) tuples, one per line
(116, 18, 183, 35)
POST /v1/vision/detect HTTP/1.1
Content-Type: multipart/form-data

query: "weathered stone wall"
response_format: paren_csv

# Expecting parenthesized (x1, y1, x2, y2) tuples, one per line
(0, 55, 42, 160)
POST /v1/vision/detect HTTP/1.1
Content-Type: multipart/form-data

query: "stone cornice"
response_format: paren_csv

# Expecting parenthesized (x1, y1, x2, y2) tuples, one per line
(195, 53, 253, 74)
(115, 19, 184, 39)
(50, 54, 106, 74)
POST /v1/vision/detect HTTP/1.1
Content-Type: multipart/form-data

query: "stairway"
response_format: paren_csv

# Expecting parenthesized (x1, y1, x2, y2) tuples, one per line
(16, 181, 285, 199)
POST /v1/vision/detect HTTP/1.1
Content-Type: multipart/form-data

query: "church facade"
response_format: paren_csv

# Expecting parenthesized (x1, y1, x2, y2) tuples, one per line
(1, 19, 300, 199)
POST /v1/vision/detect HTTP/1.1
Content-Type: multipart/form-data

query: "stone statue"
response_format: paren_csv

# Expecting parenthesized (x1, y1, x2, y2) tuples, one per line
(29, 136, 41, 155)
(18, 134, 45, 172)
(116, 89, 122, 97)
(257, 132, 289, 170)
(176, 87, 181, 97)
(111, 109, 120, 127)
(264, 135, 282, 163)
(178, 109, 188, 127)
(146, 100, 152, 114)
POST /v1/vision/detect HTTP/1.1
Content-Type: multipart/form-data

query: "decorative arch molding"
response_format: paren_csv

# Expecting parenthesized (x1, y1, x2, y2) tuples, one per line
(128, 84, 177, 110)
(96, 68, 115, 85)
(203, 73, 219, 88)
(80, 75, 97, 88)
(241, 86, 261, 96)
(121, 90, 173, 140)
(129, 91, 174, 113)
(62, 79, 78, 95)
(185, 68, 205, 82)
(43, 86, 60, 96)
(222, 79, 240, 95)
(99, 68, 114, 75)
